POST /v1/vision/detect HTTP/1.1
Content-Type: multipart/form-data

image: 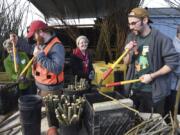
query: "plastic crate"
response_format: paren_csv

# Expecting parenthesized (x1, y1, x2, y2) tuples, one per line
(83, 92, 135, 135)
(0, 82, 19, 114)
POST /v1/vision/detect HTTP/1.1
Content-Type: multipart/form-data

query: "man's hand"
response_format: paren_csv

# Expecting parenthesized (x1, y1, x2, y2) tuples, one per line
(125, 41, 138, 55)
(140, 74, 153, 84)
(33, 46, 43, 57)
(125, 41, 137, 50)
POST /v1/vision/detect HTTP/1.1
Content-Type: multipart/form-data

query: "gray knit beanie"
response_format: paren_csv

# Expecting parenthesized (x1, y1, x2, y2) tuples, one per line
(76, 35, 89, 46)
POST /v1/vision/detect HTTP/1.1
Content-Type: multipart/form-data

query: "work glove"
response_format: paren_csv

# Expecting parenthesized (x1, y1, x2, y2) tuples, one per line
(140, 74, 153, 84)
(18, 76, 29, 84)
(88, 70, 95, 80)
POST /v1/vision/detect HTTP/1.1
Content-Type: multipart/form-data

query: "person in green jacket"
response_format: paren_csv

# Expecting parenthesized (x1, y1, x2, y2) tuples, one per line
(3, 39, 33, 96)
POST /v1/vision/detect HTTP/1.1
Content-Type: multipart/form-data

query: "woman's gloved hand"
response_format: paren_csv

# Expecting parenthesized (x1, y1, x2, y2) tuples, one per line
(89, 70, 95, 80)
(18, 76, 29, 83)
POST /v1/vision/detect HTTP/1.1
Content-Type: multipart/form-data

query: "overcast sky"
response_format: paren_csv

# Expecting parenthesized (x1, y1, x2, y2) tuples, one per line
(143, 0, 170, 7)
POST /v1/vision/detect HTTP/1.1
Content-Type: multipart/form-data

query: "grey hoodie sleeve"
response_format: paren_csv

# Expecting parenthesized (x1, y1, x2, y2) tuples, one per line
(36, 43, 65, 74)
(149, 29, 179, 71)
(160, 33, 179, 70)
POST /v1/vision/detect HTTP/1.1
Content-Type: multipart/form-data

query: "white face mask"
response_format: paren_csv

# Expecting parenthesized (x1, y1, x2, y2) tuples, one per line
(6, 45, 13, 54)
(7, 49, 13, 54)
(78, 39, 88, 52)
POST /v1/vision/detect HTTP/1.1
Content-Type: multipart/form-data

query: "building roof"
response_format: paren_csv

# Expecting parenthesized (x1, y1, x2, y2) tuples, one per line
(29, 0, 140, 19)
(148, 8, 180, 18)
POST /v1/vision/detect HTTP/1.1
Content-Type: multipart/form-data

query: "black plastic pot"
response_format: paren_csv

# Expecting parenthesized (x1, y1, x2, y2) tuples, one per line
(59, 123, 80, 135)
(175, 128, 180, 135)
(0, 82, 19, 114)
(46, 104, 59, 128)
(18, 95, 42, 135)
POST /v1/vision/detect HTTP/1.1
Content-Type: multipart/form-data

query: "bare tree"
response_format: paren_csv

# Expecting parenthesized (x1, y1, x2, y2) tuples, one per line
(165, 0, 180, 8)
(95, 0, 141, 61)
(0, 0, 29, 71)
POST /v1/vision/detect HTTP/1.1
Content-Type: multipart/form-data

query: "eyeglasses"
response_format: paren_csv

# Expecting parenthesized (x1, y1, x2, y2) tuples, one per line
(128, 20, 141, 26)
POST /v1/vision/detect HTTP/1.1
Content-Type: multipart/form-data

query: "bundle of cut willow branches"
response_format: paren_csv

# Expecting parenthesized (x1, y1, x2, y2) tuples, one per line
(125, 113, 175, 135)
(65, 75, 89, 91)
(43, 94, 85, 126)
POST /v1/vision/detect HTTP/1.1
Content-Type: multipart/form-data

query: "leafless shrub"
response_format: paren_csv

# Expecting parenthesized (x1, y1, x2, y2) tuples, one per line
(165, 0, 180, 8)
(0, 0, 29, 71)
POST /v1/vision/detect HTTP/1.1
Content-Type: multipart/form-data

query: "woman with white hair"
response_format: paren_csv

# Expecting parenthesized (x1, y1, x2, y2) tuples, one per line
(70, 35, 94, 83)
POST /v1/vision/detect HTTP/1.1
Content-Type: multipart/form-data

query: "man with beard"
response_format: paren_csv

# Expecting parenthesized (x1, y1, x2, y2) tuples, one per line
(123, 7, 179, 115)
(27, 20, 65, 97)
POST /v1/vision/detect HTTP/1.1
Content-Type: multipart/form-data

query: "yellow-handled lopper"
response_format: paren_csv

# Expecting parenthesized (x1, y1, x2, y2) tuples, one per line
(12, 42, 18, 73)
(99, 49, 130, 85)
(102, 79, 141, 88)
